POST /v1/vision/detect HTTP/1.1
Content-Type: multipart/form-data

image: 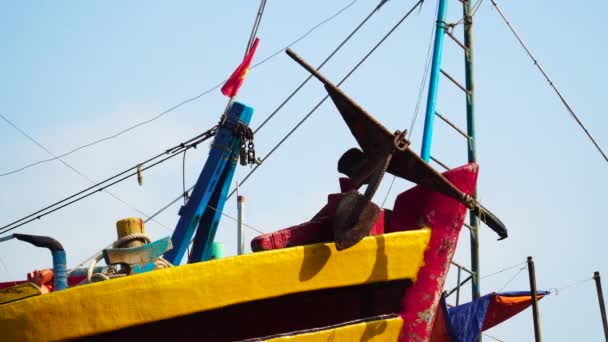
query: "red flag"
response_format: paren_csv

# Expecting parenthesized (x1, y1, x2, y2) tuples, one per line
(221, 38, 260, 98)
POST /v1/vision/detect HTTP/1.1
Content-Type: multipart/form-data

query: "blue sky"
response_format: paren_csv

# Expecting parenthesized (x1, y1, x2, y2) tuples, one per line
(1, 1, 607, 340)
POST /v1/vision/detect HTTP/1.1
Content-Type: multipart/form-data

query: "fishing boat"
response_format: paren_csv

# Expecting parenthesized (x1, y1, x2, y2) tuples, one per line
(0, 43, 510, 339)
(4, 0, 595, 340)
(0, 3, 498, 342)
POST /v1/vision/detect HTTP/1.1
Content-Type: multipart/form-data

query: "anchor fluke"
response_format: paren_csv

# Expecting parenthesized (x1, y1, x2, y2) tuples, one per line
(286, 48, 508, 242)
(471, 203, 508, 240)
(333, 192, 380, 250)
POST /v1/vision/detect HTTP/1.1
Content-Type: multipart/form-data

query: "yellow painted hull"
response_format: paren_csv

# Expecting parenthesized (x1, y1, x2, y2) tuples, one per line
(0, 229, 430, 341)
(265, 316, 404, 342)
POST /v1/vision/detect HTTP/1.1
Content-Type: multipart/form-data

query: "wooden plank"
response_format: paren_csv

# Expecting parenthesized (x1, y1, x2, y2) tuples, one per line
(103, 236, 172, 266)
(264, 316, 403, 342)
(164, 102, 254, 264)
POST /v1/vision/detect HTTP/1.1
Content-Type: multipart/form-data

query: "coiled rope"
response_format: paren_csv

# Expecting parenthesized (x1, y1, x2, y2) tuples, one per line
(84, 233, 172, 283)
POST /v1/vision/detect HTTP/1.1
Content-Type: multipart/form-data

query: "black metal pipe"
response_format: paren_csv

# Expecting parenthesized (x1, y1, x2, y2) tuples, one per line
(13, 234, 67, 291)
(527, 256, 542, 342)
(594, 271, 608, 341)
(456, 267, 462, 305)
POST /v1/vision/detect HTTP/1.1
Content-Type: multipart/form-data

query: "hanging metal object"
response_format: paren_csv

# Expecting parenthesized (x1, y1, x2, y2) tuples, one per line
(239, 143, 248, 166)
(136, 165, 143, 186)
(234, 121, 257, 167)
(246, 142, 254, 165)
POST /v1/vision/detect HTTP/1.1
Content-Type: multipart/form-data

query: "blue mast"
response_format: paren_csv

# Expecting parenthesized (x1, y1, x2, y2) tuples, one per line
(164, 102, 254, 264)
(420, 0, 448, 162)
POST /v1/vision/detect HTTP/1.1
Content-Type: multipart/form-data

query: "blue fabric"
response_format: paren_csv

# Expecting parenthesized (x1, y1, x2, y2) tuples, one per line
(445, 291, 549, 341)
(437, 294, 460, 341)
(447, 294, 491, 342)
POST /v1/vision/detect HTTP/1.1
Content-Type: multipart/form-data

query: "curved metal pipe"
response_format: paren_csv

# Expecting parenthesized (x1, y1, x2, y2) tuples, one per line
(12, 234, 67, 291)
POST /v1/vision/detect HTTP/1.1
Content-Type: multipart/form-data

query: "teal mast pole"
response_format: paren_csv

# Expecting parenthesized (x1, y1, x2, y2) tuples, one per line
(420, 0, 448, 162)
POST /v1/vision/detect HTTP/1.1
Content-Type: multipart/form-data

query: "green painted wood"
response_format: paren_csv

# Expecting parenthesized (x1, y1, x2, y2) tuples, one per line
(103, 237, 172, 266)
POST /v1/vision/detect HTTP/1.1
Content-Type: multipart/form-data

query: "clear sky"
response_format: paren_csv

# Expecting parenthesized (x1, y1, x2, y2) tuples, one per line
(1, 1, 606, 340)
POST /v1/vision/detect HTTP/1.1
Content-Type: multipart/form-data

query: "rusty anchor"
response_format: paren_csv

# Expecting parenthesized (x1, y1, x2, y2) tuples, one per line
(286, 48, 508, 250)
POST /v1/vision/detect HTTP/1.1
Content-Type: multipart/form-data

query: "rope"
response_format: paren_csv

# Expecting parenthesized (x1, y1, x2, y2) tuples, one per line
(144, 192, 188, 225)
(85, 232, 171, 283)
(144, 0, 423, 224)
(0, 255, 9, 274)
(380, 177, 397, 208)
(182, 204, 265, 257)
(226, 0, 425, 201)
(481, 261, 527, 279)
(0, 125, 218, 236)
(381, 0, 438, 208)
(216, 0, 268, 123)
(112, 233, 151, 248)
(139, 0, 394, 224)
(448, 0, 484, 28)
(407, 0, 437, 142)
(548, 277, 593, 296)
(498, 265, 527, 291)
(244, 0, 268, 57)
(482, 333, 504, 342)
(206, 204, 265, 235)
(244, 0, 361, 74)
(490, 0, 608, 164)
(67, 242, 112, 276)
(0, 0, 362, 178)
(254, 0, 386, 135)
(0, 113, 172, 232)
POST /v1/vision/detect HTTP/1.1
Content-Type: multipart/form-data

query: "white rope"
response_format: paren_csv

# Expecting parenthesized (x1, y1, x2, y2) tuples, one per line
(548, 277, 593, 296)
(83, 233, 172, 283)
(481, 261, 527, 280)
(498, 265, 527, 291)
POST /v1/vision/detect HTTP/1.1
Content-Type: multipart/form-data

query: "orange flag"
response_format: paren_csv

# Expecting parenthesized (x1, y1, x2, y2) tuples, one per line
(221, 38, 260, 98)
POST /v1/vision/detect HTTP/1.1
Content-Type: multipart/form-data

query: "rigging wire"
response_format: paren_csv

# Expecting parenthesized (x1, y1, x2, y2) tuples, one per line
(216, 0, 269, 122)
(548, 276, 593, 296)
(381, 0, 437, 207)
(225, 0, 425, 201)
(143, 0, 415, 224)
(490, 0, 608, 164)
(449, 0, 484, 28)
(210, 0, 370, 241)
(144, 191, 187, 224)
(0, 0, 361, 178)
(498, 265, 527, 291)
(67, 242, 114, 276)
(69, 201, 264, 276)
(0, 152, 185, 236)
(482, 333, 504, 342)
(244, 0, 268, 56)
(186, 0, 268, 262)
(254, 0, 389, 135)
(380, 0, 488, 208)
(0, 113, 172, 232)
(0, 255, 9, 274)
(480, 261, 527, 280)
(0, 126, 219, 236)
(206, 204, 265, 235)
(243, 0, 361, 75)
